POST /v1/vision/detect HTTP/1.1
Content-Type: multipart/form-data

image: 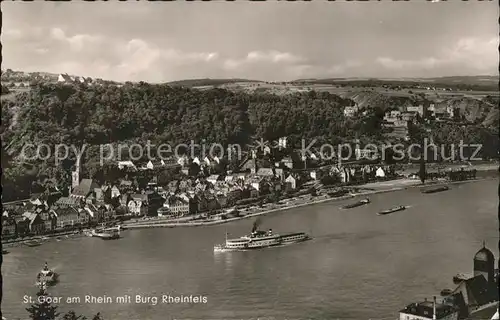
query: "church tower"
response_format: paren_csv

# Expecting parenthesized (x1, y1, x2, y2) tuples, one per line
(71, 157, 81, 191)
(473, 241, 495, 285)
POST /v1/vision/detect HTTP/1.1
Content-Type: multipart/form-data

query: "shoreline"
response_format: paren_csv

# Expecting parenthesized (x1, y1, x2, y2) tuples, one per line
(2, 231, 88, 249)
(121, 176, 497, 230)
(3, 172, 496, 248)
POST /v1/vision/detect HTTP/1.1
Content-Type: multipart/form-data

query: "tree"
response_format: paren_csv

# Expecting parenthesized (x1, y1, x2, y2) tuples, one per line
(92, 313, 104, 320)
(320, 174, 340, 186)
(26, 288, 60, 320)
(1, 84, 10, 95)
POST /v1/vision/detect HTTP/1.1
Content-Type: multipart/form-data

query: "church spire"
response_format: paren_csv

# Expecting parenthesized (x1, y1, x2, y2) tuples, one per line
(71, 156, 81, 190)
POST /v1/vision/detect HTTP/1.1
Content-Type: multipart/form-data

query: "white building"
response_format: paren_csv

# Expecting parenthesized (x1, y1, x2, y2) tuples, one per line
(375, 167, 385, 178)
(57, 73, 73, 83)
(278, 137, 288, 149)
(117, 161, 137, 171)
(343, 105, 359, 117)
(285, 175, 297, 190)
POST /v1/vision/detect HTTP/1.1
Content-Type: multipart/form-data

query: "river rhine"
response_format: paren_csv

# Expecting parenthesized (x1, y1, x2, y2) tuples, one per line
(2, 179, 498, 320)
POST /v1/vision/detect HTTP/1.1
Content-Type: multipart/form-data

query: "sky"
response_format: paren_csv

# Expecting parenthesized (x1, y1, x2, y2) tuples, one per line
(2, 1, 499, 82)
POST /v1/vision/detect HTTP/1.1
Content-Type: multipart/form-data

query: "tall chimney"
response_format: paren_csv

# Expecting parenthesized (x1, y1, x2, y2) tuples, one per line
(433, 296, 437, 320)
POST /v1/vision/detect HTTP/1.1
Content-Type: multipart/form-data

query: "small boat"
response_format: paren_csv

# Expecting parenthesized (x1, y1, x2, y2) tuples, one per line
(91, 227, 120, 240)
(453, 273, 469, 284)
(342, 198, 370, 209)
(100, 233, 120, 240)
(36, 262, 59, 287)
(440, 288, 453, 296)
(2, 249, 9, 255)
(105, 225, 121, 232)
(422, 185, 449, 194)
(24, 240, 42, 247)
(378, 206, 406, 215)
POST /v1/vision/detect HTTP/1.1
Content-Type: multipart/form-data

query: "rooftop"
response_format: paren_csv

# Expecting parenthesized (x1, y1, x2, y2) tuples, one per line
(400, 300, 457, 319)
(72, 179, 99, 197)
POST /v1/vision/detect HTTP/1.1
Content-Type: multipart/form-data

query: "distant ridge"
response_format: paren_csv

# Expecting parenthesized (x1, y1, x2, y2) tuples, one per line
(166, 78, 260, 87)
(292, 75, 498, 85)
(290, 76, 499, 90)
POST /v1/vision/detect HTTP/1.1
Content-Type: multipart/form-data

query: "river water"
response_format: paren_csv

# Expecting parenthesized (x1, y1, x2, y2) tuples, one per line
(2, 179, 498, 320)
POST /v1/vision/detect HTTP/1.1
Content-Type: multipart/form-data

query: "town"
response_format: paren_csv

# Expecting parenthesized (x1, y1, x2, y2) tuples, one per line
(2, 131, 483, 242)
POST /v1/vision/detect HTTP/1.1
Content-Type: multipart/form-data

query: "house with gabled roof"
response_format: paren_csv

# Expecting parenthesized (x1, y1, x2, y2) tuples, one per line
(239, 157, 257, 174)
(83, 203, 105, 223)
(195, 182, 208, 192)
(22, 212, 45, 235)
(192, 157, 201, 166)
(57, 73, 73, 83)
(53, 207, 80, 229)
(118, 179, 134, 193)
(108, 185, 120, 200)
(256, 168, 274, 177)
(127, 191, 163, 216)
(167, 180, 179, 193)
(43, 210, 57, 232)
(176, 155, 189, 167)
(117, 161, 137, 171)
(119, 194, 131, 208)
(207, 175, 224, 185)
(249, 176, 269, 194)
(91, 185, 109, 203)
(14, 215, 29, 236)
(165, 194, 197, 216)
(178, 179, 192, 191)
(55, 196, 82, 208)
(227, 187, 243, 205)
(216, 193, 228, 208)
(71, 179, 99, 200)
(2, 217, 17, 238)
(285, 175, 298, 190)
(128, 194, 147, 216)
(202, 156, 213, 167)
(145, 159, 165, 170)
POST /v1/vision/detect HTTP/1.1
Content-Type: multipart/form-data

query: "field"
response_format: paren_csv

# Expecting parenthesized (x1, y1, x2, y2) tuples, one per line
(192, 81, 498, 99)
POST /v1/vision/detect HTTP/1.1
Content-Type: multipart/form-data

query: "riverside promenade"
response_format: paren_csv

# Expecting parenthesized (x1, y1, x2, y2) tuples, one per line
(120, 175, 496, 230)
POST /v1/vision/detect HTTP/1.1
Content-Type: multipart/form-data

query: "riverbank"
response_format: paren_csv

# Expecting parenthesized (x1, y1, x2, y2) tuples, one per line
(5, 169, 495, 248)
(2, 231, 87, 249)
(121, 176, 496, 230)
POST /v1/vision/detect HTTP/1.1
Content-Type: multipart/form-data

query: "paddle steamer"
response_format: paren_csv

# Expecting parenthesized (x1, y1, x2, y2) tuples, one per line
(214, 219, 310, 252)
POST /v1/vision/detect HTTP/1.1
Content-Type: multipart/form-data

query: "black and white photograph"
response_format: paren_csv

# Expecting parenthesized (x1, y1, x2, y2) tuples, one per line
(1, 1, 499, 320)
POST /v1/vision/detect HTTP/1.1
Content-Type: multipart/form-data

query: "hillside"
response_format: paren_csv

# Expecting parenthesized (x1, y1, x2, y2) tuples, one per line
(1, 81, 497, 202)
(422, 75, 498, 86)
(292, 76, 499, 91)
(339, 90, 419, 110)
(1, 83, 359, 163)
(432, 96, 498, 126)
